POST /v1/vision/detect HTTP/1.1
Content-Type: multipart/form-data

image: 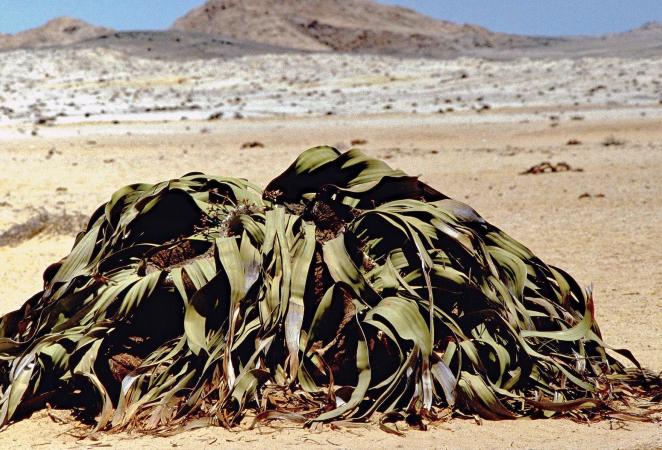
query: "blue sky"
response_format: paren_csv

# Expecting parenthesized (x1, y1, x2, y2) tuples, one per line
(0, 0, 660, 36)
(381, 0, 662, 36)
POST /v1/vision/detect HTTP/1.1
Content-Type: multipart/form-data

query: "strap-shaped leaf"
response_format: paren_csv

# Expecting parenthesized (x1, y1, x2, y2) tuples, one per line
(365, 296, 431, 356)
(285, 222, 316, 380)
(323, 234, 380, 305)
(0, 147, 655, 432)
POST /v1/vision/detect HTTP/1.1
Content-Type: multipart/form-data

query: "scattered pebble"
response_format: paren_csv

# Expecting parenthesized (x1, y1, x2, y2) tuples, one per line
(240, 141, 265, 149)
(602, 136, 626, 147)
(520, 161, 584, 175)
(579, 192, 605, 199)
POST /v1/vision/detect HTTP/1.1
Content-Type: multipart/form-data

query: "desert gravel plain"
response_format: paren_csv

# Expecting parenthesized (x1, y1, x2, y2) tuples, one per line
(0, 50, 661, 449)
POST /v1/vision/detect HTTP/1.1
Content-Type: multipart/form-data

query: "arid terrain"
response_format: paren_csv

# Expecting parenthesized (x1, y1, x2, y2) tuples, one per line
(0, 103, 661, 450)
(2, 50, 661, 126)
(0, 1, 661, 448)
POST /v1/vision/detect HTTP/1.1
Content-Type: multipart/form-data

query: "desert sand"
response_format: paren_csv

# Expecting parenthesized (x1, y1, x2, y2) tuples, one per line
(0, 95, 661, 447)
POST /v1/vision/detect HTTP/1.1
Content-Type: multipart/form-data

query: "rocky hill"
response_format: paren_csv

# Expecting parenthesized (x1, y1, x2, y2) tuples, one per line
(474, 19, 662, 60)
(633, 21, 662, 32)
(0, 17, 111, 50)
(170, 0, 555, 57)
(1, 5, 659, 60)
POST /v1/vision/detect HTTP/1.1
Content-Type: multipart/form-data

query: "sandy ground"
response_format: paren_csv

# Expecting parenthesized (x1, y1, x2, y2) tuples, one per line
(0, 105, 660, 448)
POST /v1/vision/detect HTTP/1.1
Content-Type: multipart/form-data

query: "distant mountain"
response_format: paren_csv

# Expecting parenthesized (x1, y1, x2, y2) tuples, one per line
(632, 21, 662, 32)
(1, 6, 659, 60)
(0, 17, 112, 50)
(485, 19, 662, 60)
(170, 0, 555, 57)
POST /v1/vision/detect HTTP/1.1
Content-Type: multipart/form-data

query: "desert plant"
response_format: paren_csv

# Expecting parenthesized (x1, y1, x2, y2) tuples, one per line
(0, 147, 658, 432)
